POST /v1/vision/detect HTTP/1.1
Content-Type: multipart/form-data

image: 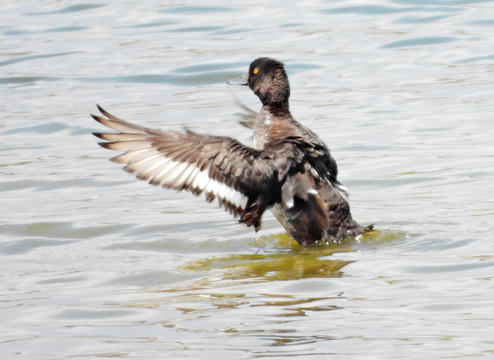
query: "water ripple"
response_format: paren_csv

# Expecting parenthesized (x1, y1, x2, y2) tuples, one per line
(26, 4, 106, 16)
(381, 36, 458, 48)
(161, 6, 236, 14)
(1, 0, 493, 358)
(0, 76, 61, 85)
(81, 72, 239, 86)
(325, 4, 459, 15)
(0, 52, 80, 68)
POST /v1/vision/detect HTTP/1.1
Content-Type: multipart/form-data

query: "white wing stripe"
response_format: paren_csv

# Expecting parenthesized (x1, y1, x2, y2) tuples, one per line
(151, 159, 183, 185)
(135, 157, 172, 178)
(118, 148, 249, 211)
(183, 167, 201, 187)
(231, 191, 242, 208)
(138, 159, 175, 183)
(164, 162, 189, 183)
(114, 147, 157, 164)
(128, 153, 163, 170)
(204, 178, 248, 209)
(153, 159, 180, 180)
(204, 178, 217, 193)
(195, 170, 211, 190)
(171, 164, 195, 187)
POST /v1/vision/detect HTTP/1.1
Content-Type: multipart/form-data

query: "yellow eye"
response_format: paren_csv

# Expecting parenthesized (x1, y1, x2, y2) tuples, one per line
(253, 68, 259, 74)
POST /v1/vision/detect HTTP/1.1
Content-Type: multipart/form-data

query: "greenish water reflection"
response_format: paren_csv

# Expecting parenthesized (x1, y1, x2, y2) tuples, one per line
(182, 230, 393, 282)
(185, 252, 352, 281)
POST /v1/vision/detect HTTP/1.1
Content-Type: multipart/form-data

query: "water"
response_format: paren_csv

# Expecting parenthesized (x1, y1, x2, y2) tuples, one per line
(1, 1, 493, 359)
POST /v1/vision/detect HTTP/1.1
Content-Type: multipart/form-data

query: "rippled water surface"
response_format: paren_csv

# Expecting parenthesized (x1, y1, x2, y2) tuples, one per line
(1, 1, 493, 359)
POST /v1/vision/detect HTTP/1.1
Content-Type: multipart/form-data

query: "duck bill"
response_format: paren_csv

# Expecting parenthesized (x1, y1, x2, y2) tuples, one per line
(227, 73, 248, 86)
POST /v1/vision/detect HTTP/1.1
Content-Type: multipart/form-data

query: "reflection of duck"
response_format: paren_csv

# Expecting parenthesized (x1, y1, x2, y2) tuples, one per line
(92, 57, 371, 245)
(184, 250, 353, 281)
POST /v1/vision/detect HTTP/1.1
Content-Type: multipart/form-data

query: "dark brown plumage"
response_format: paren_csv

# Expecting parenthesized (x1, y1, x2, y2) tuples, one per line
(92, 57, 371, 245)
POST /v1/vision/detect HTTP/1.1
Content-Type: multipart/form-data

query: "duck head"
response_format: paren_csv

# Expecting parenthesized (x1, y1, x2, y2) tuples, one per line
(228, 57, 290, 110)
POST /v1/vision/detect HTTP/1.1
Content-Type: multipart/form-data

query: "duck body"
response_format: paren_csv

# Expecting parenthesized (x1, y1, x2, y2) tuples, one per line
(92, 57, 369, 245)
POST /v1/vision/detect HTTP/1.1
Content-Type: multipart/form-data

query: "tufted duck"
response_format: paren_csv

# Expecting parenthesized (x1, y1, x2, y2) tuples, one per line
(91, 57, 371, 245)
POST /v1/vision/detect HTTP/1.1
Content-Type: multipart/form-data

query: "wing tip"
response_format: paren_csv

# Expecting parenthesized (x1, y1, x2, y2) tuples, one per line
(91, 113, 104, 124)
(92, 132, 105, 140)
(91, 104, 119, 123)
(96, 104, 108, 117)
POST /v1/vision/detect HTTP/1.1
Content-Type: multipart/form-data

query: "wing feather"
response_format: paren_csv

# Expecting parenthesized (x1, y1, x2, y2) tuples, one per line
(92, 105, 280, 220)
(91, 105, 307, 229)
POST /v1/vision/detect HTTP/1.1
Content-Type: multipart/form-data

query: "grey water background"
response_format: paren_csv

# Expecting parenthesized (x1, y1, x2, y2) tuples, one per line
(1, 0, 493, 359)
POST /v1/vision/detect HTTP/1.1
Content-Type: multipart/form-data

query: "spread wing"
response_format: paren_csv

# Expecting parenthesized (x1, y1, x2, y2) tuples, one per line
(306, 142, 348, 196)
(285, 135, 348, 199)
(91, 105, 301, 230)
